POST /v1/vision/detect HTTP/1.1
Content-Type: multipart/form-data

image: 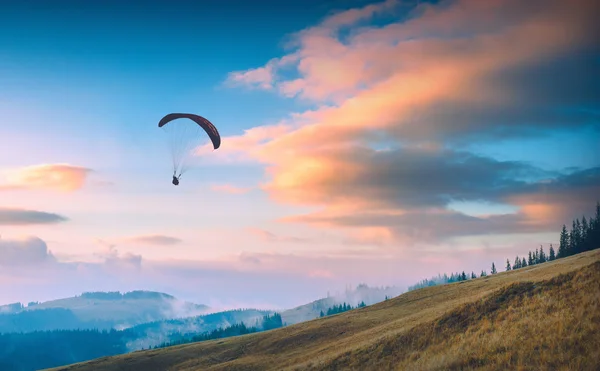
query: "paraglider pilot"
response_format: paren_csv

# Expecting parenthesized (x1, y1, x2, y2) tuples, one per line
(172, 174, 180, 186)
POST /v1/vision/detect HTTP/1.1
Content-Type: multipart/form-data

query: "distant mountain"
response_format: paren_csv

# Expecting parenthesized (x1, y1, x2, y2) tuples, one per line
(0, 308, 280, 371)
(280, 284, 404, 325)
(123, 308, 274, 350)
(0, 290, 210, 334)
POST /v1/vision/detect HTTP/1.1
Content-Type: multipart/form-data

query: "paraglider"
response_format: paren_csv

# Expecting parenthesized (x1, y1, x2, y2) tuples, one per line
(158, 113, 221, 185)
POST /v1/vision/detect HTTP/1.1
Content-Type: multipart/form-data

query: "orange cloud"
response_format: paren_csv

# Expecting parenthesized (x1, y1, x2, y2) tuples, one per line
(221, 0, 599, 244)
(0, 164, 91, 192)
(210, 184, 252, 194)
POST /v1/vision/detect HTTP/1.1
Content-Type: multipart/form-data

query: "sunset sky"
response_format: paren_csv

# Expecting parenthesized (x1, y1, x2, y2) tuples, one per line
(1, 0, 599, 310)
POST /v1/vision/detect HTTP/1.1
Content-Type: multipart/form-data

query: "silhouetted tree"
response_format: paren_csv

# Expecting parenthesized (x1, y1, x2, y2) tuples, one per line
(481, 270, 487, 277)
(539, 246, 546, 263)
(491, 262, 497, 274)
(549, 244, 556, 261)
(559, 224, 569, 258)
(522, 257, 527, 267)
(506, 259, 511, 271)
(471, 271, 476, 279)
(528, 251, 535, 266)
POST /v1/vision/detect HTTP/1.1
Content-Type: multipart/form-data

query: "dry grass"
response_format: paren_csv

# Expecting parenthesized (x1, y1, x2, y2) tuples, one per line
(47, 249, 600, 371)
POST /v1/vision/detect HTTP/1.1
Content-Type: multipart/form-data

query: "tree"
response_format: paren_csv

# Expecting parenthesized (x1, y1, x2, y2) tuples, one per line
(528, 251, 535, 265)
(522, 257, 527, 267)
(491, 262, 497, 274)
(571, 219, 580, 255)
(581, 216, 589, 250)
(506, 259, 511, 271)
(558, 224, 569, 258)
(320, 310, 324, 317)
(481, 270, 487, 277)
(513, 256, 520, 270)
(549, 244, 556, 261)
(471, 271, 477, 279)
(534, 248, 540, 264)
(539, 245, 546, 263)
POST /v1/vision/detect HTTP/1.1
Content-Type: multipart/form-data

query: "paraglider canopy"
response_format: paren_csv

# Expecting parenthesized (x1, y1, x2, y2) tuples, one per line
(158, 113, 221, 184)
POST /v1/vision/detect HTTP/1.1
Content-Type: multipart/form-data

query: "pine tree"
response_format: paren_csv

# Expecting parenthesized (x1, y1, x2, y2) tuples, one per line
(581, 216, 589, 251)
(549, 244, 556, 261)
(320, 310, 324, 317)
(506, 259, 511, 271)
(571, 219, 580, 255)
(481, 270, 487, 277)
(539, 245, 546, 263)
(513, 256, 520, 270)
(522, 257, 527, 267)
(471, 271, 476, 279)
(535, 248, 539, 264)
(491, 262, 497, 274)
(528, 251, 534, 265)
(558, 224, 568, 258)
(461, 271, 467, 280)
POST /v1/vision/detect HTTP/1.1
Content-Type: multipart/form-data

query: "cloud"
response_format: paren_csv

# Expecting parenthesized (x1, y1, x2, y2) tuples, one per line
(210, 184, 252, 194)
(217, 0, 600, 245)
(0, 163, 92, 192)
(0, 236, 56, 266)
(92, 240, 143, 270)
(246, 227, 310, 244)
(0, 207, 69, 225)
(123, 235, 183, 246)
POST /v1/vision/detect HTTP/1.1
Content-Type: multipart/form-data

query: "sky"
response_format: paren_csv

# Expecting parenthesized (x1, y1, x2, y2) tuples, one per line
(0, 0, 599, 310)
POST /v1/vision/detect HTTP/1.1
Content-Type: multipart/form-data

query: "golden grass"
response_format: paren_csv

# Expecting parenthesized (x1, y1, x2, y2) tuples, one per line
(47, 249, 600, 371)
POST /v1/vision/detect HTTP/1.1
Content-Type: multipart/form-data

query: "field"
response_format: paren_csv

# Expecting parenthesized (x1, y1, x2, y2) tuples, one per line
(48, 249, 600, 371)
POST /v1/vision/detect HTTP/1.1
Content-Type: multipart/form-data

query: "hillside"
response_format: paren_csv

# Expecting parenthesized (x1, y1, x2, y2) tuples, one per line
(48, 249, 600, 371)
(280, 284, 403, 325)
(0, 291, 210, 333)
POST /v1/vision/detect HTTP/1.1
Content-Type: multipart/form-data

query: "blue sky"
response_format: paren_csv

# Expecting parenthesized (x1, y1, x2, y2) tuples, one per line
(0, 0, 598, 309)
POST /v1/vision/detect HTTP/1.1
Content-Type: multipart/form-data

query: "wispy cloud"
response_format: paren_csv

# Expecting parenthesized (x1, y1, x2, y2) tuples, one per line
(123, 235, 184, 246)
(210, 184, 252, 194)
(0, 207, 69, 225)
(246, 227, 310, 244)
(0, 164, 92, 192)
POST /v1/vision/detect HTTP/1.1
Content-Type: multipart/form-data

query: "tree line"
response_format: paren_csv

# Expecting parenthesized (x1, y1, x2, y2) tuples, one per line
(155, 312, 284, 349)
(409, 201, 600, 291)
(319, 301, 366, 318)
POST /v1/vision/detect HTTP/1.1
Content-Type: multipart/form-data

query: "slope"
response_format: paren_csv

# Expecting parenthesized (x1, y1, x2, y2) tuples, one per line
(48, 249, 600, 371)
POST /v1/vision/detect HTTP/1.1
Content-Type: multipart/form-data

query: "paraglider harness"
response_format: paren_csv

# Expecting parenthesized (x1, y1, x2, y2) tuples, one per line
(172, 173, 181, 186)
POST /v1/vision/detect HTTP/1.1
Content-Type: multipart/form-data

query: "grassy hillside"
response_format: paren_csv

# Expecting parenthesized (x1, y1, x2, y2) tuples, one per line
(48, 249, 600, 371)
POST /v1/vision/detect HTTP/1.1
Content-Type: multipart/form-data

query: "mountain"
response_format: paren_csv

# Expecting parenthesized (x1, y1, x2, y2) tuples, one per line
(0, 290, 210, 333)
(47, 248, 600, 371)
(280, 284, 403, 325)
(123, 308, 274, 351)
(0, 308, 281, 371)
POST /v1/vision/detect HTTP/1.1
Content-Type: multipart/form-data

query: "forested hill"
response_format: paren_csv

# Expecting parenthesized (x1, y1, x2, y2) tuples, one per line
(0, 290, 209, 333)
(0, 310, 281, 371)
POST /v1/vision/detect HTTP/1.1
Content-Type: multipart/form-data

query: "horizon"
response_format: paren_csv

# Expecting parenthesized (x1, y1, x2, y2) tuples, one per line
(1, 0, 599, 310)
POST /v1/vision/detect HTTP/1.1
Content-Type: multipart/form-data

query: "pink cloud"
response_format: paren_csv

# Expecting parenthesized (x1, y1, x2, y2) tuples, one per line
(219, 0, 599, 246)
(0, 163, 92, 192)
(210, 184, 252, 194)
(246, 227, 310, 244)
(123, 235, 183, 246)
